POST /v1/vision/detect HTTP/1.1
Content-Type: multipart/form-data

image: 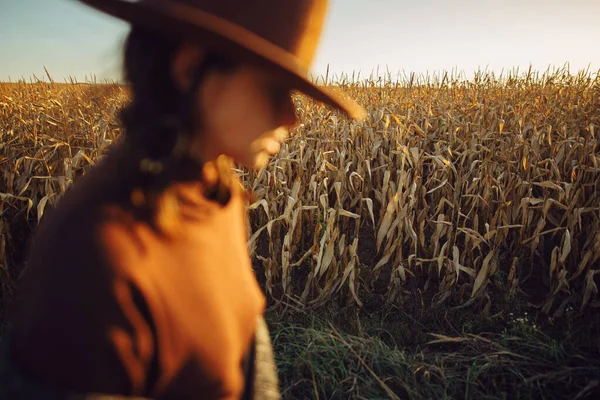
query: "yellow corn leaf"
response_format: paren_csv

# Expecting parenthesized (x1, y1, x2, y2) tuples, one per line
(571, 250, 593, 281)
(410, 147, 421, 165)
(376, 192, 398, 250)
(458, 227, 488, 247)
(483, 229, 497, 241)
(532, 181, 564, 192)
(363, 198, 375, 225)
(36, 194, 54, 224)
(338, 234, 346, 257)
(319, 238, 336, 278)
(426, 179, 448, 195)
(314, 209, 336, 276)
(339, 209, 360, 219)
(340, 238, 359, 286)
(452, 246, 461, 281)
(334, 181, 342, 204)
(0, 192, 34, 215)
(17, 177, 33, 197)
(382, 170, 391, 203)
(471, 250, 496, 297)
(248, 199, 270, 219)
(559, 229, 571, 265)
(395, 262, 414, 282)
(247, 215, 285, 255)
(523, 197, 544, 206)
(349, 172, 363, 193)
(438, 241, 449, 275)
(399, 146, 411, 168)
(349, 267, 363, 306)
(549, 246, 559, 278)
(384, 214, 402, 248)
(290, 178, 301, 201)
(581, 270, 599, 311)
(341, 258, 355, 287)
(319, 194, 328, 210)
(405, 216, 418, 253)
(549, 270, 570, 298)
(281, 250, 290, 291)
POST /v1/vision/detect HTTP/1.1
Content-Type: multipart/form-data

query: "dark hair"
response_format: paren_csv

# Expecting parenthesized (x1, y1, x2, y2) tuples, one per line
(118, 26, 239, 218)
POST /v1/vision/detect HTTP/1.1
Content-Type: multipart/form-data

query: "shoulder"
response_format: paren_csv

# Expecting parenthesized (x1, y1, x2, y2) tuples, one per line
(21, 171, 146, 292)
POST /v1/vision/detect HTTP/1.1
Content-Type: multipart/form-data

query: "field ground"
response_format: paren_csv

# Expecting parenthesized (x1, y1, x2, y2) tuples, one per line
(2, 69, 600, 398)
(266, 295, 600, 399)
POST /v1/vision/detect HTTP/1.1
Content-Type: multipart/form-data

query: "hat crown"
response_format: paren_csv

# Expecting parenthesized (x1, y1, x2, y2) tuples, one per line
(144, 0, 328, 67)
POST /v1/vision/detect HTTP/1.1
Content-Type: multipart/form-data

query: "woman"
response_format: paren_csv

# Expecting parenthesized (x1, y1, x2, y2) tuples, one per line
(0, 0, 365, 399)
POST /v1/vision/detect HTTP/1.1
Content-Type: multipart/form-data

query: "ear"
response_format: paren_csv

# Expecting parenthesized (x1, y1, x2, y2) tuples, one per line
(171, 42, 206, 92)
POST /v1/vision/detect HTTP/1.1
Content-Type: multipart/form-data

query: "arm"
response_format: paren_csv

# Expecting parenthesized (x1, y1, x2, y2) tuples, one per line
(7, 221, 157, 397)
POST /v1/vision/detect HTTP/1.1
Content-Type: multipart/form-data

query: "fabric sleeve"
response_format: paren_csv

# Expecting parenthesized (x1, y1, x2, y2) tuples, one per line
(8, 224, 157, 397)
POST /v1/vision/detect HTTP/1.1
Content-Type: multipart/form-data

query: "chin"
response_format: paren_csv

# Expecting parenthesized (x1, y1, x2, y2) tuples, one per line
(231, 147, 277, 170)
(249, 153, 270, 170)
(240, 151, 272, 170)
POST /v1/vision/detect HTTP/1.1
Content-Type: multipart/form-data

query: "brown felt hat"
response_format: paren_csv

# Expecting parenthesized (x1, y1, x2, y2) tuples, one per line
(78, 0, 367, 120)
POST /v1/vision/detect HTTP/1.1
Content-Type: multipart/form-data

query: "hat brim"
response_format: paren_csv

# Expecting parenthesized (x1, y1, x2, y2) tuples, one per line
(79, 0, 367, 121)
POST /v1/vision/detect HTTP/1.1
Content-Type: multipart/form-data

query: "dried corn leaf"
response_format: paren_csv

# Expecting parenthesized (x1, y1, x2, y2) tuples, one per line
(362, 198, 375, 225)
(376, 192, 398, 250)
(471, 250, 496, 297)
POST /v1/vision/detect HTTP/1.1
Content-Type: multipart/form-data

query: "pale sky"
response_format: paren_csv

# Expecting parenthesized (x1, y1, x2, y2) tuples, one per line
(2, 0, 600, 83)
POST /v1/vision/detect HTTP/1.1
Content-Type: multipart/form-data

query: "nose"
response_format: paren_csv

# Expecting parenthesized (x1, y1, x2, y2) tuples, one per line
(278, 95, 299, 128)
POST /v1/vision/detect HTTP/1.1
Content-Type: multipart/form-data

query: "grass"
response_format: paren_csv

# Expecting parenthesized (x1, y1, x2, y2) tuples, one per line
(266, 304, 600, 399)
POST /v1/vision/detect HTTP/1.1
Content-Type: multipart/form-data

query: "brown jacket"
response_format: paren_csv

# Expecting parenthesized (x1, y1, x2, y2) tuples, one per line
(7, 142, 267, 399)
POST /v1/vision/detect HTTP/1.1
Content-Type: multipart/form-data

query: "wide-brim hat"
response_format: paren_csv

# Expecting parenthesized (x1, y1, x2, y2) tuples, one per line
(77, 0, 367, 120)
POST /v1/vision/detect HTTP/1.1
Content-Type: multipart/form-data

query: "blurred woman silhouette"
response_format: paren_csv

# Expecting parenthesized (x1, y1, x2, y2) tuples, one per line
(0, 0, 365, 399)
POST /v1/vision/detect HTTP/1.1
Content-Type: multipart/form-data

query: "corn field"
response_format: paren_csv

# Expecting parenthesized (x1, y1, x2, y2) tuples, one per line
(1, 68, 600, 324)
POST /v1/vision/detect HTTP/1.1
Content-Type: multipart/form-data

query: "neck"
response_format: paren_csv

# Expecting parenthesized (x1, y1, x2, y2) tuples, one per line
(116, 136, 236, 206)
(189, 130, 222, 165)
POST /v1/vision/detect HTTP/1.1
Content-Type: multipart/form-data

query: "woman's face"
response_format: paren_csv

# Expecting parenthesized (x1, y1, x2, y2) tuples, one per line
(172, 43, 299, 170)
